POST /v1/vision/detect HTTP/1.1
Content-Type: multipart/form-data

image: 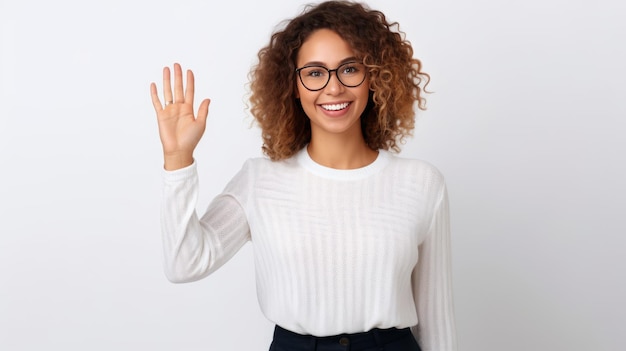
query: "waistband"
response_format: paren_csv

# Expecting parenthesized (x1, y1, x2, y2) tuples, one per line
(273, 325, 413, 351)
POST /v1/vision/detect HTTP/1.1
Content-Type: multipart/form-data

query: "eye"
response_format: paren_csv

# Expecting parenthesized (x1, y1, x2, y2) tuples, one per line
(303, 67, 328, 78)
(340, 63, 360, 75)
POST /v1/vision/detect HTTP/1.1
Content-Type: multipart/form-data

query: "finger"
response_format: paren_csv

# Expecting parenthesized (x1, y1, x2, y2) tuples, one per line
(163, 66, 173, 105)
(185, 69, 195, 107)
(173, 63, 184, 103)
(150, 82, 163, 112)
(197, 98, 211, 124)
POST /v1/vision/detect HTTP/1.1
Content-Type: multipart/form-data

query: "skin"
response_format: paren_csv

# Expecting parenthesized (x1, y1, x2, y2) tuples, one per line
(151, 30, 377, 170)
(296, 29, 378, 169)
(150, 63, 210, 171)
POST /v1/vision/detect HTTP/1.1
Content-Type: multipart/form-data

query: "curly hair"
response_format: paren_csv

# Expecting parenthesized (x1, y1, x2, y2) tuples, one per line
(249, 0, 430, 161)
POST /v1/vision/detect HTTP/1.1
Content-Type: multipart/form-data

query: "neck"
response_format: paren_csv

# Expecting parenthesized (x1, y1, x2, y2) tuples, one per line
(307, 133, 378, 170)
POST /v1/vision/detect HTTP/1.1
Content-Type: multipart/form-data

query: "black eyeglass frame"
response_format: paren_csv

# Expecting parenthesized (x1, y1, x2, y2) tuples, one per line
(295, 61, 367, 92)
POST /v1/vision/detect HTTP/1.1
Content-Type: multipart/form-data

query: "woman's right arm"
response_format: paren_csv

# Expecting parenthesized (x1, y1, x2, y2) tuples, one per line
(161, 163, 250, 283)
(152, 64, 250, 283)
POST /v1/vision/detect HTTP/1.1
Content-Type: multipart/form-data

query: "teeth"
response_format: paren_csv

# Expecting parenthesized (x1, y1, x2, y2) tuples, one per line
(321, 102, 349, 111)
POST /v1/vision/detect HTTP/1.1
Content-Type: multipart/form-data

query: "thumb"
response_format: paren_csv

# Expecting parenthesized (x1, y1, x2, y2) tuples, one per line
(197, 98, 211, 124)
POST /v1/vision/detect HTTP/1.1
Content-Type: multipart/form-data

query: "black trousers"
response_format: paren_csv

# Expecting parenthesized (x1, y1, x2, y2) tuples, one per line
(269, 325, 422, 351)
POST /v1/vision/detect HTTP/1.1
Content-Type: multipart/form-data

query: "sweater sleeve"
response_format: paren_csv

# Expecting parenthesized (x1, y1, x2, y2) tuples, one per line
(411, 184, 458, 351)
(160, 161, 251, 283)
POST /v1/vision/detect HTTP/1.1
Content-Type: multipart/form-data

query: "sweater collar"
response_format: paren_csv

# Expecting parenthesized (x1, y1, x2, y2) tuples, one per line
(296, 146, 390, 180)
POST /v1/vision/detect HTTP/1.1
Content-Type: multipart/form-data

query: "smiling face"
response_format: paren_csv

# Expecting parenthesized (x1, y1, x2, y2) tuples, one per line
(295, 29, 370, 142)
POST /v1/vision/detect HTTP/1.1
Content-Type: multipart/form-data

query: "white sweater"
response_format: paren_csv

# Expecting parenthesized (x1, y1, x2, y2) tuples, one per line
(161, 148, 457, 351)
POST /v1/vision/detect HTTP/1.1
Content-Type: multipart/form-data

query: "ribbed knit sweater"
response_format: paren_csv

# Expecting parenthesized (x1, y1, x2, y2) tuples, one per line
(161, 148, 457, 351)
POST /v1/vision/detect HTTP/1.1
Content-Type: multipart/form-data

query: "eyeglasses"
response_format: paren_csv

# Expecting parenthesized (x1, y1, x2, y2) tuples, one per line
(295, 62, 367, 91)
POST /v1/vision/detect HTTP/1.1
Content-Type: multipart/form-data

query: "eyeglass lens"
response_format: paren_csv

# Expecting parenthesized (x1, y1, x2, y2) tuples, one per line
(298, 62, 366, 91)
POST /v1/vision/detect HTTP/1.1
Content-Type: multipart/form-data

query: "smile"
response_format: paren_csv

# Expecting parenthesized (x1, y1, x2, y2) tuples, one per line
(320, 102, 350, 111)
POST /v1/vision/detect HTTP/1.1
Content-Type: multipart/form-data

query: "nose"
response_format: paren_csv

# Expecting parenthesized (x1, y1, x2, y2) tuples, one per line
(324, 70, 344, 94)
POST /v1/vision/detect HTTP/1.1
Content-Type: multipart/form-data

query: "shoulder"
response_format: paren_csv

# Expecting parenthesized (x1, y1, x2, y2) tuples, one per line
(385, 151, 446, 185)
(228, 153, 300, 185)
(222, 154, 300, 201)
(241, 153, 299, 174)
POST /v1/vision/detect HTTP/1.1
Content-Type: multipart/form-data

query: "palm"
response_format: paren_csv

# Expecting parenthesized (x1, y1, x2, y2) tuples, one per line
(150, 63, 210, 169)
(156, 99, 202, 153)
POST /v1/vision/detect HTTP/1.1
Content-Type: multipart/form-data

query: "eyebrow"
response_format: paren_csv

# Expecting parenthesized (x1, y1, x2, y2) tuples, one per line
(300, 56, 359, 67)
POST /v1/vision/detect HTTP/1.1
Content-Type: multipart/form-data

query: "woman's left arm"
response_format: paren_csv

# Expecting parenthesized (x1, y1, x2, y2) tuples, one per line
(411, 184, 458, 351)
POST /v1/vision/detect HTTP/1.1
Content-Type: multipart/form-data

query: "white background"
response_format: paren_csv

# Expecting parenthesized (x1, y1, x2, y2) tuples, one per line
(1, 0, 625, 350)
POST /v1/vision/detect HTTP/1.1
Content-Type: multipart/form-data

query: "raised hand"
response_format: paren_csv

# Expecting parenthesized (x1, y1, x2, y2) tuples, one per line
(150, 63, 210, 170)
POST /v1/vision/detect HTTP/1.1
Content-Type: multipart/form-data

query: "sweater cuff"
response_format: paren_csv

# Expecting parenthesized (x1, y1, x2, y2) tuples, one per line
(161, 159, 197, 182)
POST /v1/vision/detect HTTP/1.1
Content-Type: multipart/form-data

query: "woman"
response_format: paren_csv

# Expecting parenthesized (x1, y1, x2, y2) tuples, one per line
(150, 1, 457, 350)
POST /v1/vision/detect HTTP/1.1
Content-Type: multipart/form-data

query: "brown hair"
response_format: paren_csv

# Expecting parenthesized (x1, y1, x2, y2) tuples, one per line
(249, 0, 429, 160)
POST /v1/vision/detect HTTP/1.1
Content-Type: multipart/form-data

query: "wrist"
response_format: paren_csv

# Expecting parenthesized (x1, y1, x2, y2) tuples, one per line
(163, 152, 194, 171)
